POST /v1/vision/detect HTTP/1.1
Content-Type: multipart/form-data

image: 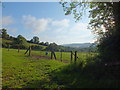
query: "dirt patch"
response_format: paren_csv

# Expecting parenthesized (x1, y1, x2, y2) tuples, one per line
(31, 55, 70, 64)
(31, 55, 51, 60)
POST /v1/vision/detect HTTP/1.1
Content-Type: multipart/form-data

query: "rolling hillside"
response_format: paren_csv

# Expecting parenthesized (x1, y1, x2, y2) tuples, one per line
(62, 43, 97, 48)
(2, 38, 47, 50)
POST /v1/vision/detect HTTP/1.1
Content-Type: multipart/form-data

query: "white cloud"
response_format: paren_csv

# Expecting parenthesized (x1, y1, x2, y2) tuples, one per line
(22, 15, 95, 44)
(23, 15, 70, 34)
(69, 22, 89, 35)
(23, 15, 51, 34)
(53, 22, 95, 44)
(2, 16, 15, 26)
(41, 22, 94, 44)
(51, 19, 70, 32)
(52, 19, 69, 28)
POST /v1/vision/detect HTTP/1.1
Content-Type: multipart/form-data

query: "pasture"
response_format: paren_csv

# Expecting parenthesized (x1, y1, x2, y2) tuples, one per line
(2, 48, 120, 88)
(2, 48, 66, 88)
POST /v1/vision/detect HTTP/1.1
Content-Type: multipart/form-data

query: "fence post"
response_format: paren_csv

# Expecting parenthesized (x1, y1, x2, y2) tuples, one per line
(71, 51, 73, 63)
(8, 44, 10, 51)
(29, 46, 31, 56)
(60, 51, 62, 62)
(24, 47, 29, 54)
(51, 51, 53, 59)
(18, 46, 20, 53)
(51, 51, 57, 60)
(53, 52, 56, 60)
(74, 51, 77, 63)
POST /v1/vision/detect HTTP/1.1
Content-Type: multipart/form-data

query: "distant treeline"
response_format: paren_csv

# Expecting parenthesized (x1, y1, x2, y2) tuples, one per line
(1, 28, 97, 52)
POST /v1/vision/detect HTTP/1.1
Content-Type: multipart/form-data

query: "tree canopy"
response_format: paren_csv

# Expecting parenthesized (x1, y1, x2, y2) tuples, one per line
(60, 1, 120, 63)
(13, 35, 28, 49)
(1, 28, 9, 39)
(31, 36, 39, 44)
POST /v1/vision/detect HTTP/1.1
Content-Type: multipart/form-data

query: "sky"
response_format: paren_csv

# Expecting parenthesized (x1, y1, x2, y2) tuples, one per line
(2, 2, 96, 45)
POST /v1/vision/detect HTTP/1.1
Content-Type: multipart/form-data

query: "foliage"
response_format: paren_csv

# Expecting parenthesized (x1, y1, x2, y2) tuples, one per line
(30, 36, 39, 44)
(60, 2, 114, 36)
(31, 45, 44, 51)
(60, 1, 89, 21)
(44, 42, 49, 46)
(60, 1, 120, 63)
(45, 43, 59, 51)
(1, 28, 10, 39)
(97, 2, 120, 62)
(1, 29, 96, 52)
(2, 39, 13, 48)
(39, 42, 45, 45)
(13, 35, 29, 49)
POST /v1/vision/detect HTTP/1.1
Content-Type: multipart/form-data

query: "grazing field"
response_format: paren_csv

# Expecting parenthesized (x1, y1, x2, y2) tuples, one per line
(2, 48, 120, 88)
(2, 48, 66, 88)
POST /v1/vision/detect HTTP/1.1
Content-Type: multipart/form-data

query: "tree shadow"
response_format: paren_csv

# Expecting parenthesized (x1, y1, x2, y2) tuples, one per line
(3, 56, 120, 89)
(20, 60, 120, 88)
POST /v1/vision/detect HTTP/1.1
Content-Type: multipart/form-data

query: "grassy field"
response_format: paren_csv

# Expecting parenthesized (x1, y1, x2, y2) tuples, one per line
(2, 48, 120, 88)
(2, 48, 66, 88)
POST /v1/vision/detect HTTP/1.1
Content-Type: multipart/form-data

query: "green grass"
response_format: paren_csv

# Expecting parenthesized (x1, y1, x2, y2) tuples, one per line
(2, 48, 66, 88)
(2, 48, 95, 88)
(2, 48, 120, 88)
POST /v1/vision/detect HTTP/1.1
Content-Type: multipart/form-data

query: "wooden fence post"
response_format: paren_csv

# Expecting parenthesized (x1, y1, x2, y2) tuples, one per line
(24, 47, 29, 54)
(74, 51, 77, 63)
(71, 51, 73, 63)
(51, 51, 57, 60)
(18, 46, 20, 53)
(29, 46, 31, 56)
(60, 51, 62, 62)
(8, 44, 10, 51)
(53, 52, 56, 60)
(24, 46, 31, 56)
(51, 51, 53, 59)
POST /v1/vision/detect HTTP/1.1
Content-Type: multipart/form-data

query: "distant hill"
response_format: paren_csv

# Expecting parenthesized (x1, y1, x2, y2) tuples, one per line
(62, 43, 97, 48)
(2, 38, 47, 50)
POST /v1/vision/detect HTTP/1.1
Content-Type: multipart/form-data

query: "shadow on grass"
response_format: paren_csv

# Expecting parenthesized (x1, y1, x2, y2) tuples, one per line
(22, 61, 120, 88)
(49, 61, 120, 88)
(4, 57, 120, 88)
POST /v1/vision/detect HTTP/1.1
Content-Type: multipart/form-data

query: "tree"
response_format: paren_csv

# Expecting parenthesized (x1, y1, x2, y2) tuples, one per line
(9, 36, 15, 41)
(30, 39, 34, 43)
(39, 42, 44, 45)
(1, 28, 9, 39)
(14, 35, 28, 49)
(60, 2, 115, 35)
(60, 1, 120, 63)
(45, 43, 59, 51)
(31, 36, 39, 44)
(31, 45, 43, 50)
(45, 42, 49, 46)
